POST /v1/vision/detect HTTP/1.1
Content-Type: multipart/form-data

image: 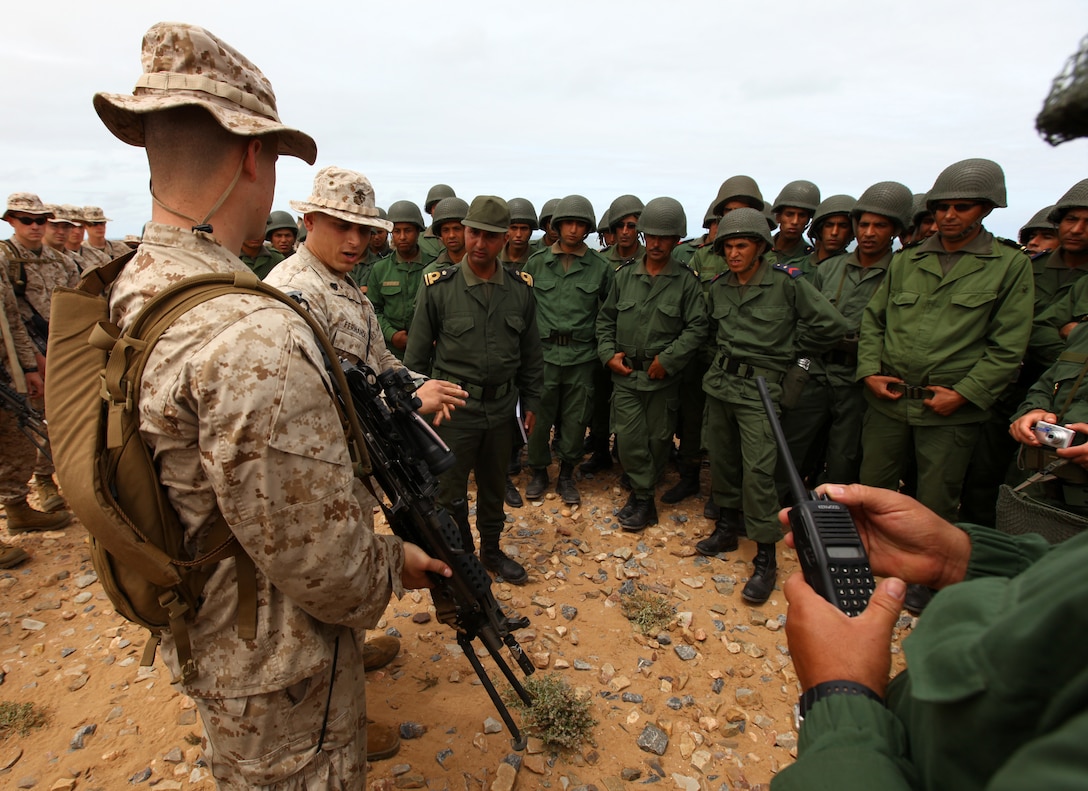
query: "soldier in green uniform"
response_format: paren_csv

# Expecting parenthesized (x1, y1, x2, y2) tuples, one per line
(604, 195, 645, 266)
(778, 182, 909, 493)
(1019, 205, 1060, 258)
(769, 180, 819, 266)
(420, 184, 455, 259)
(672, 200, 718, 267)
(500, 198, 538, 268)
(522, 195, 612, 505)
(903, 193, 936, 246)
(597, 198, 708, 530)
(530, 198, 560, 255)
(368, 200, 437, 360)
(265, 210, 299, 256)
(239, 235, 284, 278)
(349, 206, 390, 292)
(697, 208, 848, 604)
(427, 197, 469, 270)
(596, 209, 614, 252)
(800, 194, 856, 276)
(405, 196, 543, 585)
(857, 159, 1034, 531)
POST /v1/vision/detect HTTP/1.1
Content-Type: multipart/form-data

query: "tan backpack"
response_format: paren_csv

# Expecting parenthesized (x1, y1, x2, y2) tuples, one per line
(46, 256, 369, 683)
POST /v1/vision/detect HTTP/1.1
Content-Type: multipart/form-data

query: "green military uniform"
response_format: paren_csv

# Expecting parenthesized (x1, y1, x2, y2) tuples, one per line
(498, 243, 531, 269)
(1030, 254, 1088, 367)
(672, 235, 708, 266)
(703, 259, 848, 543)
(774, 525, 1088, 791)
(404, 262, 543, 558)
(239, 246, 284, 279)
(604, 242, 645, 267)
(780, 250, 890, 487)
(419, 227, 443, 259)
(523, 242, 612, 472)
(597, 257, 708, 499)
(349, 247, 388, 293)
(770, 236, 814, 268)
(857, 230, 1034, 521)
(367, 247, 437, 359)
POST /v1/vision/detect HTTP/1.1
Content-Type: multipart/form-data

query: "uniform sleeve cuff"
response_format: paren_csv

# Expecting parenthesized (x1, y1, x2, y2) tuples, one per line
(958, 523, 1049, 581)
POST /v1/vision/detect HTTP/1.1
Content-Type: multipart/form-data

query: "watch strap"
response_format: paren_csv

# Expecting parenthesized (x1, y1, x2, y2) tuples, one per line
(798, 679, 883, 721)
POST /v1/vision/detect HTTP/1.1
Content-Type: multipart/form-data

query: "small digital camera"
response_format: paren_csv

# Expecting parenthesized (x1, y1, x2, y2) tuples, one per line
(1034, 420, 1076, 449)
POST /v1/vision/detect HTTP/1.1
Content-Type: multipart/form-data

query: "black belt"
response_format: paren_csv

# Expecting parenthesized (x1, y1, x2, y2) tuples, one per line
(716, 354, 784, 384)
(824, 349, 858, 366)
(544, 331, 575, 346)
(626, 356, 656, 371)
(433, 370, 514, 401)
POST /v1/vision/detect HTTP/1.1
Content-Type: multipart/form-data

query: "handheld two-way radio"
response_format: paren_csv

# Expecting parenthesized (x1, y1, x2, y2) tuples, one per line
(756, 376, 874, 616)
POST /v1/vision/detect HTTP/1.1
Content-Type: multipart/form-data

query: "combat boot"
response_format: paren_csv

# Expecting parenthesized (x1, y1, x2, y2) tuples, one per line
(620, 496, 658, 532)
(741, 543, 778, 605)
(695, 508, 741, 556)
(361, 635, 401, 671)
(4, 499, 71, 534)
(525, 468, 549, 500)
(32, 474, 66, 513)
(0, 542, 28, 569)
(366, 721, 400, 761)
(556, 462, 580, 505)
(504, 477, 524, 508)
(661, 462, 700, 504)
(480, 537, 528, 585)
(616, 492, 638, 522)
(703, 498, 720, 520)
(580, 436, 613, 474)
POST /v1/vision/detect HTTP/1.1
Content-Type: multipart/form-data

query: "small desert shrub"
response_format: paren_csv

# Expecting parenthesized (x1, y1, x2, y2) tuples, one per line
(620, 588, 676, 635)
(0, 701, 48, 737)
(505, 673, 597, 750)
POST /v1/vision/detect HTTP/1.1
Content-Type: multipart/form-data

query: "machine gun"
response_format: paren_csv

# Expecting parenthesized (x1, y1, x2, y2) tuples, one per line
(0, 377, 50, 460)
(341, 362, 535, 748)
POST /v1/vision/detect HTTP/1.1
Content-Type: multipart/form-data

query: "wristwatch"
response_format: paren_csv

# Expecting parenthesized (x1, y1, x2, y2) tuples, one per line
(794, 680, 883, 730)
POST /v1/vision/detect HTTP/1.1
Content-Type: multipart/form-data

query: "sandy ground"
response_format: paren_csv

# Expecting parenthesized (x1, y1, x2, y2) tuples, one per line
(0, 463, 911, 791)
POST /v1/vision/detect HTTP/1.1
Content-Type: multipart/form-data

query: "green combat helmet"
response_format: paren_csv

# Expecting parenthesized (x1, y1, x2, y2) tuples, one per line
(910, 193, 931, 229)
(772, 180, 821, 214)
(425, 183, 456, 212)
(265, 210, 297, 239)
(851, 182, 914, 234)
(712, 175, 764, 215)
(638, 197, 687, 237)
(927, 158, 1007, 209)
(507, 197, 539, 229)
(702, 199, 721, 230)
(1048, 178, 1088, 223)
(539, 197, 560, 228)
(597, 208, 611, 235)
(431, 196, 469, 233)
(714, 207, 774, 251)
(607, 194, 645, 229)
(808, 194, 857, 243)
(1020, 206, 1059, 244)
(552, 194, 596, 230)
(387, 199, 426, 230)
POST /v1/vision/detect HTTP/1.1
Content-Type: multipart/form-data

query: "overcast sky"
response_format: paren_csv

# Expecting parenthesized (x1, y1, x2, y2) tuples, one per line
(4, 1, 1086, 242)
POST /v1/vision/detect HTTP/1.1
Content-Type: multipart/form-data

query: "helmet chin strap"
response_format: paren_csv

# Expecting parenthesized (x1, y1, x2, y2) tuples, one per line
(149, 154, 246, 234)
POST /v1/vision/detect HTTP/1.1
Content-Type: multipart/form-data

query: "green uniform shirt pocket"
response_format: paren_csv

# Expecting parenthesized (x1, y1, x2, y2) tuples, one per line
(505, 314, 525, 333)
(891, 291, 920, 307)
(379, 281, 403, 296)
(442, 313, 475, 337)
(949, 291, 998, 311)
(655, 301, 682, 334)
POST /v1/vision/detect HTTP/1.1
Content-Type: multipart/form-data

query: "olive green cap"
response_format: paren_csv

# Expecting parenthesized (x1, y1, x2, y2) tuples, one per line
(927, 158, 1007, 209)
(851, 182, 913, 234)
(638, 197, 686, 238)
(772, 180, 821, 214)
(714, 207, 774, 250)
(1021, 206, 1059, 244)
(463, 195, 510, 233)
(387, 200, 426, 230)
(712, 175, 764, 215)
(425, 184, 456, 212)
(1049, 179, 1088, 223)
(507, 197, 538, 229)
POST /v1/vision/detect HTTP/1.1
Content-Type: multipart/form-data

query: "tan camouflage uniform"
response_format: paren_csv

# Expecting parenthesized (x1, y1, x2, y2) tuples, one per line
(0, 266, 40, 504)
(78, 238, 132, 270)
(110, 223, 406, 789)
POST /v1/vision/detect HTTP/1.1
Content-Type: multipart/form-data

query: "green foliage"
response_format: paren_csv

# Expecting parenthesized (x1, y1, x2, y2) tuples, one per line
(504, 673, 597, 750)
(620, 588, 676, 635)
(0, 701, 48, 737)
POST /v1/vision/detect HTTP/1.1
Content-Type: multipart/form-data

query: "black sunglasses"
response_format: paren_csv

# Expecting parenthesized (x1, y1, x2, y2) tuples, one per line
(11, 216, 48, 226)
(933, 202, 981, 213)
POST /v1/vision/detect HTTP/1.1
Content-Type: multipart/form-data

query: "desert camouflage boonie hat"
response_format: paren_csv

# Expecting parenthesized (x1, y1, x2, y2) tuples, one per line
(52, 204, 85, 224)
(3, 193, 54, 220)
(82, 206, 113, 223)
(290, 166, 393, 231)
(93, 21, 317, 165)
(462, 196, 510, 234)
